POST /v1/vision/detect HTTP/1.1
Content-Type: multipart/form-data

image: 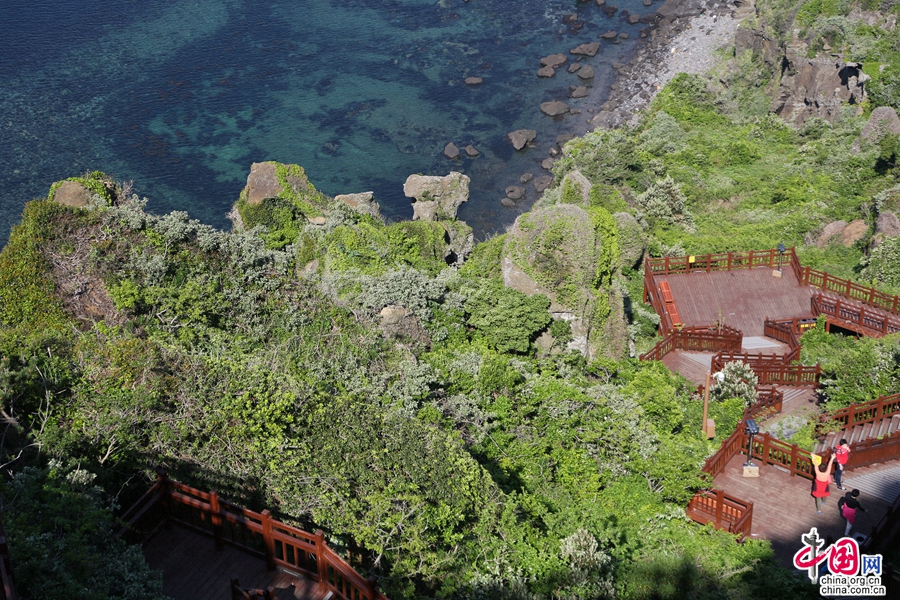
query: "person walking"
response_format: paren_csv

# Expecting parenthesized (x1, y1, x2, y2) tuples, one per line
(838, 489, 866, 536)
(812, 454, 836, 514)
(833, 439, 850, 490)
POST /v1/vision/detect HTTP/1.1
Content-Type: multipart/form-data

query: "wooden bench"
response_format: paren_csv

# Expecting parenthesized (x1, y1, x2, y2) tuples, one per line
(659, 281, 683, 327)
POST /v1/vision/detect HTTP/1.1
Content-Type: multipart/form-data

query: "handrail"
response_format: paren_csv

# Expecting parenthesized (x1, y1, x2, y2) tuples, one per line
(640, 325, 742, 362)
(645, 248, 796, 276)
(820, 393, 900, 432)
(800, 266, 900, 316)
(686, 489, 753, 539)
(812, 293, 900, 338)
(120, 474, 388, 600)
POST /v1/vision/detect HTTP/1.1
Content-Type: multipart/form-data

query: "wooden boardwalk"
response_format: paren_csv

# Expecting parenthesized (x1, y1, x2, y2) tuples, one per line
(659, 266, 814, 336)
(713, 454, 899, 568)
(143, 524, 323, 600)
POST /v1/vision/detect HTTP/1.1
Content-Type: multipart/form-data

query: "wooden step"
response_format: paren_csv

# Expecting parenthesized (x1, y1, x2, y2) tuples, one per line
(861, 422, 874, 442)
(890, 415, 900, 436)
(875, 418, 891, 439)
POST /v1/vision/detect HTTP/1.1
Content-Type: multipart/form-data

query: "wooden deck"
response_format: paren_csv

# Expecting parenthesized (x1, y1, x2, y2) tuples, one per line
(143, 524, 323, 600)
(713, 454, 899, 568)
(659, 265, 814, 336)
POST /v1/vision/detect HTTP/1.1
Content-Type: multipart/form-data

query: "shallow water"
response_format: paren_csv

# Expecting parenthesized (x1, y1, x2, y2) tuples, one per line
(0, 0, 652, 242)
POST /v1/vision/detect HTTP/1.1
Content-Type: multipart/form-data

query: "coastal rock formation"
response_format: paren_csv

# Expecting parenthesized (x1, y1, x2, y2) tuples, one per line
(861, 107, 900, 141)
(571, 42, 601, 56)
(540, 101, 570, 117)
(538, 65, 556, 77)
(734, 28, 780, 65)
(873, 210, 900, 248)
(817, 221, 848, 247)
(335, 191, 381, 218)
(241, 161, 317, 207)
(841, 220, 867, 247)
(770, 45, 868, 124)
(560, 170, 592, 206)
(51, 181, 94, 208)
(534, 175, 553, 192)
(508, 129, 537, 150)
(442, 219, 475, 266)
(571, 86, 590, 98)
(540, 53, 568, 68)
(404, 172, 471, 220)
(506, 186, 526, 201)
(599, 31, 618, 39)
(465, 145, 480, 157)
(577, 65, 595, 79)
(444, 142, 461, 159)
(614, 212, 646, 269)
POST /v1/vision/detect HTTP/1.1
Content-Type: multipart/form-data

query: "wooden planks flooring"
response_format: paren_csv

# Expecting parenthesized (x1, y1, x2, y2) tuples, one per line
(713, 454, 895, 568)
(143, 524, 323, 600)
(659, 266, 814, 336)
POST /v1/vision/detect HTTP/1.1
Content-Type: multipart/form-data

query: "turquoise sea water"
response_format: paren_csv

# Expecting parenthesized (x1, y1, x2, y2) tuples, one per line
(0, 0, 649, 241)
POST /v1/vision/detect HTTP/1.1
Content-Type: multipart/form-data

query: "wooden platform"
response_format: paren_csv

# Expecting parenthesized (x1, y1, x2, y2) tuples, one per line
(659, 266, 814, 336)
(143, 524, 323, 600)
(713, 454, 898, 569)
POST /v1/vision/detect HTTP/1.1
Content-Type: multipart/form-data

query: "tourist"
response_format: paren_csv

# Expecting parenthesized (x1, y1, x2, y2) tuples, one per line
(838, 489, 866, 537)
(833, 438, 850, 490)
(812, 454, 835, 514)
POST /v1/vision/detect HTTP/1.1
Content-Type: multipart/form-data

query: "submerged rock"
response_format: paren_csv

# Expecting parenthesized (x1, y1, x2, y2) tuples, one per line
(444, 142, 461, 159)
(540, 101, 570, 117)
(508, 129, 537, 150)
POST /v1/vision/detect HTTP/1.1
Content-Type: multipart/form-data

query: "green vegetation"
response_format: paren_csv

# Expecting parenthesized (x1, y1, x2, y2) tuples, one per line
(2, 1, 900, 597)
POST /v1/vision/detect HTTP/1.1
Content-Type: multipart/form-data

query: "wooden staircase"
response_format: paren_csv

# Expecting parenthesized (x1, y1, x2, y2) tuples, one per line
(814, 415, 900, 453)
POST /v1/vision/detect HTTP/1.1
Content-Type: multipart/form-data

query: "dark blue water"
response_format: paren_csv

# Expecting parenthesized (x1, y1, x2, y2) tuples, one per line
(0, 0, 650, 242)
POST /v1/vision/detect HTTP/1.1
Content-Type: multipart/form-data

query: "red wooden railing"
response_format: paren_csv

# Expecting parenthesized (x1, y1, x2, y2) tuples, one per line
(640, 326, 743, 361)
(746, 386, 783, 420)
(685, 490, 753, 539)
(753, 364, 820, 387)
(812, 293, 900, 338)
(823, 393, 900, 432)
(710, 350, 800, 373)
(800, 266, 900, 316)
(645, 248, 795, 277)
(119, 474, 388, 600)
(0, 519, 18, 600)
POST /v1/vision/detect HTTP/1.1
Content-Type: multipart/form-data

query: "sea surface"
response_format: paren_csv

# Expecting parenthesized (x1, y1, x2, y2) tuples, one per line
(0, 0, 651, 243)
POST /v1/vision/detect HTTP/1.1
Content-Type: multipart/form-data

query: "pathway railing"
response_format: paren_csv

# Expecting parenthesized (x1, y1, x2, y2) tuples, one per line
(753, 364, 820, 387)
(800, 266, 900, 316)
(710, 350, 799, 373)
(645, 248, 797, 277)
(812, 293, 900, 338)
(119, 474, 387, 600)
(685, 490, 753, 539)
(823, 393, 900, 432)
(640, 326, 743, 362)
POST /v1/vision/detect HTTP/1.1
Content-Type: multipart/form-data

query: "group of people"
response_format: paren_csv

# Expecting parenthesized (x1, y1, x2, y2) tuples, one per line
(812, 439, 866, 536)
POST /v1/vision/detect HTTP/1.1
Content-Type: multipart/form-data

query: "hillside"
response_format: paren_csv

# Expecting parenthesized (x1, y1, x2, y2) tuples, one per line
(0, 0, 899, 598)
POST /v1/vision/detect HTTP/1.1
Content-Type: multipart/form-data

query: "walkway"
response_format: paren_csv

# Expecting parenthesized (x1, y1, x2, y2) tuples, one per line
(713, 455, 899, 568)
(658, 266, 813, 336)
(143, 524, 323, 600)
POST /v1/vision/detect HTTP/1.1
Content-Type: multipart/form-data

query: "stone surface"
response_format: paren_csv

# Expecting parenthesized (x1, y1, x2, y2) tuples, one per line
(618, 32, 630, 39)
(537, 65, 556, 78)
(501, 197, 516, 207)
(335, 191, 381, 218)
(540, 101, 570, 117)
(817, 221, 848, 247)
(520, 172, 534, 183)
(540, 53, 568, 68)
(464, 76, 483, 85)
(308, 216, 327, 226)
(570, 85, 590, 98)
(570, 42, 601, 56)
(559, 170, 592, 206)
(557, 134, 576, 147)
(861, 107, 900, 142)
(379, 305, 426, 343)
(244, 162, 283, 205)
(627, 13, 641, 23)
(534, 175, 553, 192)
(403, 172, 471, 221)
(599, 30, 618, 39)
(443, 142, 460, 159)
(541, 158, 555, 170)
(568, 63, 582, 73)
(876, 210, 900, 238)
(52, 180, 93, 207)
(464, 144, 480, 157)
(577, 65, 595, 79)
(841, 219, 867, 247)
(770, 49, 868, 124)
(614, 212, 646, 269)
(506, 185, 526, 201)
(508, 129, 537, 150)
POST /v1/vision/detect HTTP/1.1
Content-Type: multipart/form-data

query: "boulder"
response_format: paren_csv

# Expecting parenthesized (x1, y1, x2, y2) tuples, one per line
(627, 13, 641, 23)
(241, 161, 316, 207)
(403, 172, 471, 221)
(577, 65, 595, 79)
(540, 101, 570, 117)
(841, 220, 867, 247)
(243, 162, 284, 205)
(508, 129, 537, 150)
(534, 175, 554, 192)
(465, 144, 480, 157)
(538, 65, 556, 78)
(770, 50, 868, 125)
(872, 210, 900, 248)
(570, 86, 590, 98)
(308, 216, 327, 226)
(557, 134, 576, 147)
(560, 170, 592, 206)
(501, 197, 516, 207)
(520, 173, 534, 183)
(618, 32, 630, 39)
(52, 180, 93, 208)
(817, 221, 848, 247)
(444, 142, 461, 159)
(335, 191, 381, 218)
(860, 107, 900, 142)
(571, 42, 601, 56)
(614, 212, 646, 269)
(568, 63, 582, 73)
(599, 30, 618, 39)
(542, 158, 555, 170)
(602, 5, 618, 17)
(464, 76, 483, 85)
(379, 305, 427, 343)
(506, 186, 526, 201)
(540, 53, 568, 68)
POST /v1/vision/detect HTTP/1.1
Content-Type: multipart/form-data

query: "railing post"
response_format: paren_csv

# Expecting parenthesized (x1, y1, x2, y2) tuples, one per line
(260, 510, 276, 571)
(315, 530, 329, 585)
(209, 491, 224, 550)
(715, 489, 724, 527)
(790, 443, 798, 475)
(367, 576, 379, 600)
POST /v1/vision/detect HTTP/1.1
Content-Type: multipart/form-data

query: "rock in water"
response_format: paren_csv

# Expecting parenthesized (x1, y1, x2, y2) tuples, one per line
(508, 129, 537, 150)
(464, 76, 483, 85)
(540, 53, 568, 68)
(537, 65, 556, 78)
(540, 101, 570, 117)
(444, 142, 461, 159)
(570, 86, 590, 98)
(506, 186, 526, 200)
(465, 145, 480, 157)
(577, 66, 595, 79)
(570, 42, 601, 56)
(403, 172, 471, 221)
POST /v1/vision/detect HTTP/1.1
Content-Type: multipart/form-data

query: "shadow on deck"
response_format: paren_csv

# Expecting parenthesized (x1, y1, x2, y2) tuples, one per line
(713, 454, 899, 569)
(144, 524, 322, 600)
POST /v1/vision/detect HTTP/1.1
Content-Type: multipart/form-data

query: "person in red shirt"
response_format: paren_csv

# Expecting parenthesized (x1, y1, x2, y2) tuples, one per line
(812, 454, 836, 514)
(833, 438, 850, 491)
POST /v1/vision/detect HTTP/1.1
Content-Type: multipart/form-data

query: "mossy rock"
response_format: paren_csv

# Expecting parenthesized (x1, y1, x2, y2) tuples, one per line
(614, 211, 646, 270)
(48, 171, 117, 208)
(322, 219, 451, 276)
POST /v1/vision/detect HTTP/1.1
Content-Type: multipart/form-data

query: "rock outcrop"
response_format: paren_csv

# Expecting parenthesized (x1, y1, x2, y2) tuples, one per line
(404, 172, 470, 221)
(52, 180, 94, 208)
(508, 129, 537, 150)
(335, 191, 381, 218)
